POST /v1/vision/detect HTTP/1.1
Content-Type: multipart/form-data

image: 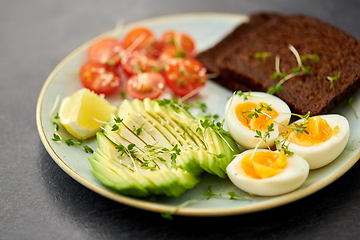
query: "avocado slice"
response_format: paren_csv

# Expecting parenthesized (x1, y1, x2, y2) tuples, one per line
(88, 157, 149, 197)
(94, 133, 201, 197)
(176, 148, 203, 176)
(151, 100, 206, 149)
(92, 132, 200, 197)
(118, 100, 173, 148)
(131, 99, 182, 147)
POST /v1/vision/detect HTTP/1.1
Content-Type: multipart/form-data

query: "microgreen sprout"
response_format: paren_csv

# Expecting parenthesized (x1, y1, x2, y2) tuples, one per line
(254, 123, 275, 147)
(52, 133, 94, 153)
(203, 113, 220, 121)
(182, 100, 208, 113)
(155, 98, 189, 115)
(110, 117, 123, 131)
(115, 143, 138, 172)
(326, 72, 341, 89)
(145, 144, 181, 167)
(161, 199, 198, 220)
(203, 185, 254, 201)
(236, 90, 252, 101)
(254, 52, 272, 64)
(197, 117, 234, 152)
(267, 45, 319, 95)
(300, 54, 320, 63)
(240, 103, 310, 155)
(275, 112, 310, 155)
(140, 158, 158, 171)
(274, 131, 294, 156)
(133, 123, 145, 135)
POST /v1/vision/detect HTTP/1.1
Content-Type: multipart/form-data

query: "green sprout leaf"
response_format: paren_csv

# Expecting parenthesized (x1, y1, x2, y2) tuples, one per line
(326, 72, 341, 89)
(254, 52, 272, 64)
(267, 46, 318, 94)
(204, 185, 254, 201)
(52, 133, 61, 141)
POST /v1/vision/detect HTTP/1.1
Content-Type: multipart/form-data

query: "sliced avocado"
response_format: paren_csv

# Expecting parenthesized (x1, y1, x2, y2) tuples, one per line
(218, 131, 240, 169)
(92, 151, 165, 195)
(88, 157, 149, 197)
(94, 134, 183, 196)
(196, 148, 213, 174)
(89, 98, 241, 198)
(150, 100, 199, 149)
(132, 99, 182, 147)
(91, 132, 201, 197)
(171, 168, 201, 190)
(204, 127, 227, 178)
(117, 108, 158, 147)
(176, 148, 203, 176)
(156, 168, 186, 197)
(97, 132, 152, 172)
(118, 100, 172, 148)
(108, 114, 147, 151)
(152, 101, 206, 149)
(209, 129, 227, 172)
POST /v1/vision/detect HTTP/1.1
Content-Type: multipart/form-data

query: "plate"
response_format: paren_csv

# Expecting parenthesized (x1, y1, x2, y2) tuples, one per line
(36, 13, 360, 217)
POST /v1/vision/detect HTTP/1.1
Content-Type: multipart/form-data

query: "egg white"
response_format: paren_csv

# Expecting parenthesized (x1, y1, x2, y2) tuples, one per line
(276, 114, 350, 170)
(225, 92, 291, 149)
(226, 149, 309, 196)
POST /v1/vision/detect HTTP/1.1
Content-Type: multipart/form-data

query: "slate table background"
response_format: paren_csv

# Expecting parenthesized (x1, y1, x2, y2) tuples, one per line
(2, 0, 360, 239)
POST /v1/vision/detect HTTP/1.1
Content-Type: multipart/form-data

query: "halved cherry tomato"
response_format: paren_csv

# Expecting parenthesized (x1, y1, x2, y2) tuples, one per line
(126, 72, 166, 100)
(123, 27, 156, 51)
(87, 38, 124, 66)
(164, 58, 207, 97)
(161, 31, 195, 56)
(79, 61, 121, 95)
(121, 51, 160, 76)
(159, 45, 191, 63)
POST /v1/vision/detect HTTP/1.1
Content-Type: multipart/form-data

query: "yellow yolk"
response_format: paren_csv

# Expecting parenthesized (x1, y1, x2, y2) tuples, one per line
(235, 102, 278, 131)
(236, 151, 287, 179)
(291, 116, 337, 146)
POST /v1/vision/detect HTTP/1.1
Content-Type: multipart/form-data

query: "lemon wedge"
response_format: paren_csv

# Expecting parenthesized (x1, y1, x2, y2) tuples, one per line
(59, 88, 115, 139)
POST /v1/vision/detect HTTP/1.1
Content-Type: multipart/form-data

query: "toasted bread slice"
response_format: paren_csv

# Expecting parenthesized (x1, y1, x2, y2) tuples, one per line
(197, 12, 360, 116)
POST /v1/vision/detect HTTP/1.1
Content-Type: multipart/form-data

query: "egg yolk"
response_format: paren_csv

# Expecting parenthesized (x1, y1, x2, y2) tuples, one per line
(237, 151, 287, 179)
(290, 116, 338, 146)
(235, 102, 278, 131)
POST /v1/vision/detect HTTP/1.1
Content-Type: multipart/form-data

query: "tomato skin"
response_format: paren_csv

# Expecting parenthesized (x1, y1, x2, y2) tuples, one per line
(159, 45, 191, 63)
(121, 51, 160, 76)
(123, 27, 155, 51)
(79, 61, 121, 95)
(161, 31, 195, 56)
(126, 72, 166, 100)
(164, 58, 207, 97)
(87, 38, 124, 66)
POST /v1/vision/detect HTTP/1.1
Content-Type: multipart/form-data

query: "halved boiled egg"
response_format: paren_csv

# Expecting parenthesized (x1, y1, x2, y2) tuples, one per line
(226, 149, 309, 196)
(276, 114, 350, 170)
(225, 92, 291, 149)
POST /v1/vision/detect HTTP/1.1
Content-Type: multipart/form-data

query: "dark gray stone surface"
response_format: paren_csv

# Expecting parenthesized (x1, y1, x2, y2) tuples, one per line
(2, 0, 360, 239)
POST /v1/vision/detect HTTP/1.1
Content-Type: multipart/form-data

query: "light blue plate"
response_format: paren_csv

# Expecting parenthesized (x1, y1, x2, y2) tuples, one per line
(36, 13, 360, 216)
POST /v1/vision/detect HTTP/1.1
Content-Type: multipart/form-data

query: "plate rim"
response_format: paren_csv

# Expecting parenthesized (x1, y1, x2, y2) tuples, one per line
(36, 12, 360, 217)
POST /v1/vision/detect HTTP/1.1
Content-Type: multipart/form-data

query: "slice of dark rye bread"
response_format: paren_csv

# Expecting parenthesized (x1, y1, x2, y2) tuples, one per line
(196, 12, 360, 116)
